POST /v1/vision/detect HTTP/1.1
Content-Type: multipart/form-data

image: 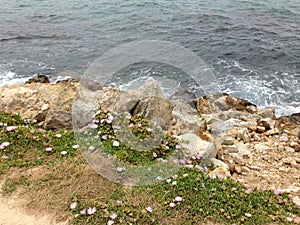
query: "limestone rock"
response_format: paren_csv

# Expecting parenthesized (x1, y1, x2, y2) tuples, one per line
(230, 143, 252, 166)
(171, 89, 197, 109)
(222, 136, 235, 145)
(133, 96, 172, 128)
(211, 158, 230, 170)
(177, 133, 217, 159)
(257, 118, 275, 130)
(257, 107, 276, 119)
(254, 143, 270, 152)
(0, 82, 78, 129)
(209, 166, 231, 180)
(45, 110, 72, 130)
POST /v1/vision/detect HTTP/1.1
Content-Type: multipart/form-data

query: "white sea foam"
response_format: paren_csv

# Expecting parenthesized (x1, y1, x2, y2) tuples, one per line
(0, 70, 29, 87)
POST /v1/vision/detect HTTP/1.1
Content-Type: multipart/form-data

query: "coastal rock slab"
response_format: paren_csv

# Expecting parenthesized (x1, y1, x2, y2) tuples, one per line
(0, 83, 78, 129)
(177, 133, 217, 159)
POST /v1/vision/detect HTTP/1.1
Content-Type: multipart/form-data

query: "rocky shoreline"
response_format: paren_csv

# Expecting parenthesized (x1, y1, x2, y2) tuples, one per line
(0, 76, 299, 200)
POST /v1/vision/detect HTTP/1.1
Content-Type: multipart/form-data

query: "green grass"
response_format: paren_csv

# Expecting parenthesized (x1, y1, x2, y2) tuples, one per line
(0, 111, 78, 175)
(0, 110, 300, 224)
(68, 168, 300, 225)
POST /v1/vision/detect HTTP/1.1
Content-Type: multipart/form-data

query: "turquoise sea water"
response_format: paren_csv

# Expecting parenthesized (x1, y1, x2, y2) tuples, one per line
(0, 0, 299, 115)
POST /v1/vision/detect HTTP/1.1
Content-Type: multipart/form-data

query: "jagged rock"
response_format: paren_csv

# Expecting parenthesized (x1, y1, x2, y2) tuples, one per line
(177, 133, 217, 159)
(284, 146, 295, 153)
(222, 145, 239, 153)
(278, 113, 300, 125)
(225, 95, 257, 113)
(210, 158, 230, 170)
(222, 136, 235, 145)
(133, 97, 172, 128)
(171, 89, 197, 109)
(257, 107, 276, 119)
(45, 110, 72, 130)
(254, 143, 270, 152)
(56, 77, 80, 83)
(209, 166, 231, 180)
(290, 142, 300, 152)
(170, 99, 205, 135)
(230, 143, 252, 166)
(197, 97, 212, 114)
(256, 126, 266, 133)
(257, 118, 275, 130)
(25, 74, 50, 84)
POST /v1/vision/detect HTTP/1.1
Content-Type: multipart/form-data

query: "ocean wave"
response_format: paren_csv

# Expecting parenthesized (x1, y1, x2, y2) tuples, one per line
(0, 34, 68, 42)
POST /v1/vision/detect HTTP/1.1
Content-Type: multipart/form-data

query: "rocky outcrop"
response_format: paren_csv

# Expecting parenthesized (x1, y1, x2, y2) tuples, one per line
(1, 79, 300, 197)
(0, 82, 78, 129)
(25, 74, 50, 84)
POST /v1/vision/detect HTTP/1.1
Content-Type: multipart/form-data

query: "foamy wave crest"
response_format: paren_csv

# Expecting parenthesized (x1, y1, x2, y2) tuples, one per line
(0, 70, 29, 87)
(215, 60, 300, 117)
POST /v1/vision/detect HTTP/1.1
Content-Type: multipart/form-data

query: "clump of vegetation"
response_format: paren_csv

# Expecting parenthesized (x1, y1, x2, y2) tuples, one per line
(0, 111, 77, 175)
(79, 109, 180, 166)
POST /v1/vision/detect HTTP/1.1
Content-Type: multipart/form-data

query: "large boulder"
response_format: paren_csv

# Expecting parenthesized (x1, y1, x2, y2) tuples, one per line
(0, 82, 78, 129)
(177, 133, 217, 160)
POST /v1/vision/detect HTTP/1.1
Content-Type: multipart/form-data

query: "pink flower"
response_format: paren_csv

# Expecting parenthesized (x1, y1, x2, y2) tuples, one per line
(172, 174, 178, 179)
(45, 147, 52, 152)
(107, 220, 114, 225)
(112, 141, 119, 147)
(61, 151, 68, 155)
(70, 202, 77, 210)
(152, 152, 158, 158)
(245, 188, 254, 194)
(274, 189, 282, 195)
(109, 213, 117, 219)
(87, 207, 96, 215)
(6, 126, 18, 132)
(80, 209, 86, 215)
(293, 197, 300, 207)
(183, 173, 188, 177)
(175, 196, 183, 202)
(89, 123, 98, 129)
(116, 200, 122, 205)
(169, 202, 176, 207)
(195, 152, 202, 159)
(195, 165, 202, 171)
(102, 135, 108, 140)
(106, 118, 113, 124)
(55, 134, 62, 138)
(1, 142, 10, 147)
(146, 206, 153, 213)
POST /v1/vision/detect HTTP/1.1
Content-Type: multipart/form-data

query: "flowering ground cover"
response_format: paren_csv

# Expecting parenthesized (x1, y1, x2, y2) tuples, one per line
(0, 110, 300, 224)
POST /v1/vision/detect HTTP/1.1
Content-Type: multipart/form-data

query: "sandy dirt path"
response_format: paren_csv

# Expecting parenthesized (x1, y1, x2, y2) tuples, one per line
(0, 181, 68, 225)
(0, 197, 68, 225)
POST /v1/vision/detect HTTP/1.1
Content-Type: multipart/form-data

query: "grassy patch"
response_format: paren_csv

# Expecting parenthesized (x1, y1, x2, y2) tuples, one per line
(78, 110, 180, 166)
(0, 111, 78, 175)
(68, 168, 300, 225)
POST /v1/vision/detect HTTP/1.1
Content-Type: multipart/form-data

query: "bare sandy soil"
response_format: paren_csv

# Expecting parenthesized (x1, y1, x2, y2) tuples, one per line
(0, 181, 68, 225)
